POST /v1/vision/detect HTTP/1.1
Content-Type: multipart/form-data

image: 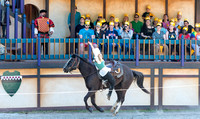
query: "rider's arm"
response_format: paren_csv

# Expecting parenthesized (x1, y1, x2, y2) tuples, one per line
(88, 41, 94, 50)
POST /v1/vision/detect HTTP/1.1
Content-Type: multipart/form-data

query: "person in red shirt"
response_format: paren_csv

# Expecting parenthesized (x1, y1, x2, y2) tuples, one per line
(34, 10, 55, 55)
(178, 27, 190, 40)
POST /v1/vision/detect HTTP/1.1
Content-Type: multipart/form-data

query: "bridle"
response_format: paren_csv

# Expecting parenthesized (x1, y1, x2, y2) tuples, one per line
(68, 57, 80, 72)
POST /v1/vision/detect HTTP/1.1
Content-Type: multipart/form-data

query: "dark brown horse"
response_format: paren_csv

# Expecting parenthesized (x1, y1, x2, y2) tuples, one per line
(63, 54, 150, 115)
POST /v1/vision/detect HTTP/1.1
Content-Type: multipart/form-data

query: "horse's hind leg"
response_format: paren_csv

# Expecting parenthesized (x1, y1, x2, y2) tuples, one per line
(113, 90, 127, 116)
(91, 94, 104, 112)
(84, 91, 95, 113)
(110, 89, 122, 113)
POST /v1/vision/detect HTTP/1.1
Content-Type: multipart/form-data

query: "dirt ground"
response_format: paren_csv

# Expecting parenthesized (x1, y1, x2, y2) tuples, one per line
(0, 110, 200, 119)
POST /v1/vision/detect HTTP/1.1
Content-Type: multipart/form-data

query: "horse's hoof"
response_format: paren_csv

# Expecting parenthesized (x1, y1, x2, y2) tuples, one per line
(87, 107, 93, 113)
(113, 112, 118, 116)
(97, 108, 104, 113)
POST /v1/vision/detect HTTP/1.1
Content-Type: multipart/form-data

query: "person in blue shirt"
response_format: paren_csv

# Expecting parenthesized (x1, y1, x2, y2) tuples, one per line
(68, 5, 81, 32)
(79, 20, 95, 54)
(105, 21, 118, 54)
(114, 18, 122, 38)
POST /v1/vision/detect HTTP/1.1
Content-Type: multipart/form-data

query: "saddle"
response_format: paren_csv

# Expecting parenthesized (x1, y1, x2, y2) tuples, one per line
(106, 60, 124, 78)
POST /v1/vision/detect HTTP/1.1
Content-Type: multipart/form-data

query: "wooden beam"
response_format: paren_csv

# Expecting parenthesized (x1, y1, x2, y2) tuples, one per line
(135, 0, 138, 13)
(45, 0, 49, 18)
(165, 0, 168, 15)
(103, 0, 106, 19)
(195, 0, 200, 23)
(70, 0, 76, 38)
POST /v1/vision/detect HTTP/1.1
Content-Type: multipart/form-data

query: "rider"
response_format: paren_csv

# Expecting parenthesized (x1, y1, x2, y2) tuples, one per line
(88, 41, 115, 100)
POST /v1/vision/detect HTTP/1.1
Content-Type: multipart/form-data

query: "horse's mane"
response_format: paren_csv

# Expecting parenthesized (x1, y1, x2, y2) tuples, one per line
(73, 54, 95, 67)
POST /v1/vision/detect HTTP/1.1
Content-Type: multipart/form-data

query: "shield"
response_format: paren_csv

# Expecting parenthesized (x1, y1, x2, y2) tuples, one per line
(1, 71, 22, 97)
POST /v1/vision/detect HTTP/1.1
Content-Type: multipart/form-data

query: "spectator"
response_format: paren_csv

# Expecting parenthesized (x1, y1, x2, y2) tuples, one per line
(114, 18, 122, 38)
(75, 15, 85, 38)
(79, 20, 95, 54)
(68, 5, 81, 32)
(100, 19, 108, 39)
(0, 43, 6, 55)
(142, 5, 154, 22)
(153, 23, 168, 62)
(121, 21, 133, 54)
(178, 27, 190, 40)
(166, 22, 178, 55)
(155, 19, 168, 35)
(105, 21, 118, 54)
(121, 14, 129, 28)
(162, 14, 170, 29)
(34, 9, 55, 55)
(176, 11, 184, 31)
(121, 21, 133, 39)
(153, 17, 158, 28)
(109, 14, 115, 22)
(180, 19, 194, 34)
(86, 14, 94, 29)
(190, 23, 200, 56)
(94, 22, 104, 39)
(94, 13, 103, 26)
(141, 17, 155, 55)
(141, 17, 155, 39)
(131, 13, 143, 39)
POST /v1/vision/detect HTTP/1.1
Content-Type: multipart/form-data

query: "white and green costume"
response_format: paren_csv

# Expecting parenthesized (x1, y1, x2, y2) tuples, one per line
(93, 48, 111, 77)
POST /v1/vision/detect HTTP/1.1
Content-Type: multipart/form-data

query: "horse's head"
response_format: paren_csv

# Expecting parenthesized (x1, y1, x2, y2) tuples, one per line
(63, 54, 80, 73)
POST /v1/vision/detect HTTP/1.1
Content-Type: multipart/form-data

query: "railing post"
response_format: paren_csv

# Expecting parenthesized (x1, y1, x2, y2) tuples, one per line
(12, 0, 16, 13)
(181, 35, 184, 67)
(38, 34, 41, 66)
(14, 9, 18, 39)
(136, 34, 139, 66)
(31, 20, 35, 38)
(20, 0, 24, 14)
(6, 3, 10, 39)
(22, 14, 26, 54)
(89, 39, 92, 62)
(31, 20, 35, 54)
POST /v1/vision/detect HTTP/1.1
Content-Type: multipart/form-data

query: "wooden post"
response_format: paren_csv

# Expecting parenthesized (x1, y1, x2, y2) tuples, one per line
(45, 0, 49, 18)
(195, 0, 200, 23)
(135, 0, 138, 13)
(165, 0, 168, 15)
(70, 0, 76, 38)
(103, 0, 106, 19)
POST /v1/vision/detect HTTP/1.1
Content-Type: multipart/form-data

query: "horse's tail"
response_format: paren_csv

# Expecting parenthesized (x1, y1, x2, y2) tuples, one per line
(132, 71, 150, 94)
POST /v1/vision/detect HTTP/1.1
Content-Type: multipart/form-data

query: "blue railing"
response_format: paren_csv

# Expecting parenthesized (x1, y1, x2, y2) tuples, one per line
(0, 37, 200, 67)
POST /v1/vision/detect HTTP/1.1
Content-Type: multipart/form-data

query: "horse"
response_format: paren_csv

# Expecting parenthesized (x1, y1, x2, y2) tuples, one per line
(63, 54, 150, 115)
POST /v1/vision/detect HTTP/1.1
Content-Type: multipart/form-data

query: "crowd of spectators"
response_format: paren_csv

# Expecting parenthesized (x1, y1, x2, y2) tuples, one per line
(67, 4, 200, 59)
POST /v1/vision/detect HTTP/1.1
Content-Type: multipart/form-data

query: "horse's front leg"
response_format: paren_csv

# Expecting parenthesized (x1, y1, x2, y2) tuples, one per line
(91, 94, 104, 112)
(84, 91, 95, 113)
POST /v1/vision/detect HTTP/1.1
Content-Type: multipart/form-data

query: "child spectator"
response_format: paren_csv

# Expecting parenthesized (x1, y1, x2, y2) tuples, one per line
(141, 17, 155, 55)
(75, 16, 85, 38)
(155, 19, 168, 35)
(166, 22, 178, 56)
(141, 17, 155, 39)
(131, 13, 143, 39)
(79, 20, 95, 54)
(180, 19, 194, 34)
(100, 19, 108, 39)
(142, 5, 154, 22)
(94, 22, 104, 39)
(105, 21, 118, 54)
(114, 18, 122, 38)
(162, 14, 170, 29)
(121, 21, 133, 54)
(94, 13, 103, 26)
(190, 23, 200, 56)
(109, 14, 115, 22)
(86, 14, 94, 29)
(153, 17, 159, 28)
(153, 23, 168, 62)
(178, 27, 190, 40)
(121, 14, 129, 28)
